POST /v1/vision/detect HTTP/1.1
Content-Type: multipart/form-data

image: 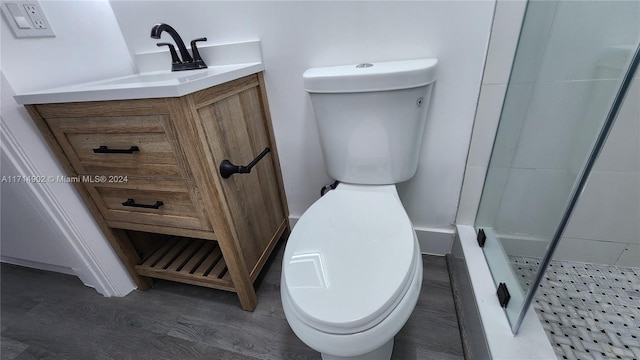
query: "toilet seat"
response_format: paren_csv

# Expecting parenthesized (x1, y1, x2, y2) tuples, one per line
(283, 185, 416, 335)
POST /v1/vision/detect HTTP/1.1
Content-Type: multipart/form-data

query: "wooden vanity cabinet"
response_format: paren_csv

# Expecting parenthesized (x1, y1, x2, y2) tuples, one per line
(25, 73, 289, 311)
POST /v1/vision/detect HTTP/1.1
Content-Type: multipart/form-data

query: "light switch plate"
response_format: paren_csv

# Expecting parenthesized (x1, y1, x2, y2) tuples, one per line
(1, 0, 55, 38)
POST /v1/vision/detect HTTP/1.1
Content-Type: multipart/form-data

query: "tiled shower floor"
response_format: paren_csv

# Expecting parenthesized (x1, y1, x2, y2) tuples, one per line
(509, 256, 640, 360)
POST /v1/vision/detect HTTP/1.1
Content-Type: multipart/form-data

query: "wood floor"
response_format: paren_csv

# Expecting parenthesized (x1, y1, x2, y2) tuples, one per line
(1, 244, 464, 360)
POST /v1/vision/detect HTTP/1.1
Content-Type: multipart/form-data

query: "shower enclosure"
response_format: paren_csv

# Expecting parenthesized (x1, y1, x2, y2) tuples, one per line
(474, 0, 639, 345)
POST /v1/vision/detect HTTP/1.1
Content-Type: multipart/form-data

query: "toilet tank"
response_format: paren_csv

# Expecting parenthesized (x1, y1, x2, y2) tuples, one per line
(303, 59, 437, 184)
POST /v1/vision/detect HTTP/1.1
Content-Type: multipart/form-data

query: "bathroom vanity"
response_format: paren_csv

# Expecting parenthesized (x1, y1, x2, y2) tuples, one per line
(18, 66, 289, 311)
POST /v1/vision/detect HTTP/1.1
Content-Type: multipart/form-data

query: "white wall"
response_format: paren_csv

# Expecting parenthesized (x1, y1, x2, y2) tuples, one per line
(0, 0, 135, 294)
(1, 0, 136, 93)
(108, 0, 496, 243)
(1, 0, 496, 285)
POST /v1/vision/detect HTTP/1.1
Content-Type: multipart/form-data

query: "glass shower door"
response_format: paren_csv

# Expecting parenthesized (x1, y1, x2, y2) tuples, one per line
(475, 0, 640, 332)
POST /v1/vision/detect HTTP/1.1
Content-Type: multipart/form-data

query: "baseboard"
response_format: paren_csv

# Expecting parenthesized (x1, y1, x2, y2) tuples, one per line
(1, 256, 76, 276)
(414, 227, 455, 255)
(288, 216, 454, 256)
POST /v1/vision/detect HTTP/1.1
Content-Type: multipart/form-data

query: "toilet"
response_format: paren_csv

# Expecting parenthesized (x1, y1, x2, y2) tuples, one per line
(281, 58, 437, 360)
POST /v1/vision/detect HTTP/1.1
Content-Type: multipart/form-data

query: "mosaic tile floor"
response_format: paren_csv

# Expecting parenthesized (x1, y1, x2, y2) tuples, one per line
(509, 256, 640, 360)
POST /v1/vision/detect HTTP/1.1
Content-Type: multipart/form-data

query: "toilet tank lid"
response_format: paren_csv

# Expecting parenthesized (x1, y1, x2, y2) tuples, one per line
(303, 58, 437, 93)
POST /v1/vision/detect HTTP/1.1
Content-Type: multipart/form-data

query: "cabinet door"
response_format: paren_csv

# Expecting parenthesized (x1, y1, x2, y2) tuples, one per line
(197, 85, 285, 273)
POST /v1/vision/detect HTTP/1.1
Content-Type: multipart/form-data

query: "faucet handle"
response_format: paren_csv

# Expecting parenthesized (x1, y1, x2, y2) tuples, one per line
(190, 37, 208, 69)
(157, 43, 182, 64)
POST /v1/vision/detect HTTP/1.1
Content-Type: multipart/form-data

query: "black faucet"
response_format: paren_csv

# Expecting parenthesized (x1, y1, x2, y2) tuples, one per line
(150, 23, 208, 71)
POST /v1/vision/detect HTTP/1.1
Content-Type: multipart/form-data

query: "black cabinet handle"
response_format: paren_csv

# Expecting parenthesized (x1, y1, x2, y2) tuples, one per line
(121, 199, 164, 209)
(93, 145, 140, 154)
(219, 147, 270, 179)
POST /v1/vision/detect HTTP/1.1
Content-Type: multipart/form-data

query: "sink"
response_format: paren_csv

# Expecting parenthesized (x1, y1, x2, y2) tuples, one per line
(14, 40, 264, 105)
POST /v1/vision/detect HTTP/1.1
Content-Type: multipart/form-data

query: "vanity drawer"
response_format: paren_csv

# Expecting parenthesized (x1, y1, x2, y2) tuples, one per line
(47, 116, 188, 178)
(85, 178, 212, 232)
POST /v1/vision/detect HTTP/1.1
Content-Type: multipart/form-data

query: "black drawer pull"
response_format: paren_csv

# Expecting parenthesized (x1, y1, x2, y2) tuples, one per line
(219, 147, 270, 179)
(93, 145, 140, 154)
(121, 199, 164, 209)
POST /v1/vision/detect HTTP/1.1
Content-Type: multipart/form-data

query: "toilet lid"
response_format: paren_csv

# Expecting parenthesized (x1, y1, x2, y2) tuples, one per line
(283, 186, 416, 334)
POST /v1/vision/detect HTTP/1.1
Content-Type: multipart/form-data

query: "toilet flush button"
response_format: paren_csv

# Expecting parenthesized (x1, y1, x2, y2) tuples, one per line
(356, 63, 373, 68)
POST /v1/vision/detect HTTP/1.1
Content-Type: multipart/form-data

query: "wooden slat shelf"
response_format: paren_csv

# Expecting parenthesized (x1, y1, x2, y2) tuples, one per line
(135, 237, 234, 292)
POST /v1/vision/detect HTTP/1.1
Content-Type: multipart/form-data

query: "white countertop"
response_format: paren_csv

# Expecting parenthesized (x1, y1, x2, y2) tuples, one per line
(14, 62, 264, 105)
(14, 40, 264, 105)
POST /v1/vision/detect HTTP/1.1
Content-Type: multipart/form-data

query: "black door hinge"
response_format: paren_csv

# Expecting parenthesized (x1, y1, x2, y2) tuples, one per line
(477, 229, 486, 248)
(497, 282, 511, 308)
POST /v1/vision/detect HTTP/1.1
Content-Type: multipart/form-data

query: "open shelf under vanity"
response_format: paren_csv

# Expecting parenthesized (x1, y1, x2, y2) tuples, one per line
(134, 236, 234, 292)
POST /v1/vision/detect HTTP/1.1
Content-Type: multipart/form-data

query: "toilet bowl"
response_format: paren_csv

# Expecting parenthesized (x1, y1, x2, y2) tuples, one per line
(281, 58, 437, 359)
(281, 184, 422, 359)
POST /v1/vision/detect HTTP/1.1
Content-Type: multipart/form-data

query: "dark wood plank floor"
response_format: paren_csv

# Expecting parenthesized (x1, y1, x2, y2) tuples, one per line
(1, 244, 464, 360)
